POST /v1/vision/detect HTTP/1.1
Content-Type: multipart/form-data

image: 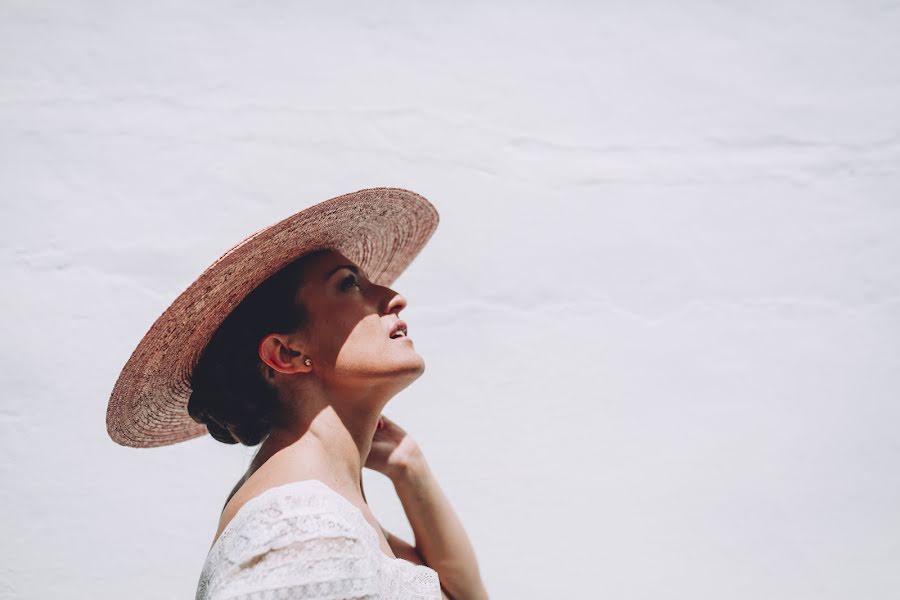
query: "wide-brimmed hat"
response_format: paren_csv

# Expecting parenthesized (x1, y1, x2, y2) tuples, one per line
(106, 187, 439, 448)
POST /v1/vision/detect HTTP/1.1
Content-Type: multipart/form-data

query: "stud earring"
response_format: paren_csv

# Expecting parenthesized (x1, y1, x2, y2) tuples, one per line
(304, 358, 312, 366)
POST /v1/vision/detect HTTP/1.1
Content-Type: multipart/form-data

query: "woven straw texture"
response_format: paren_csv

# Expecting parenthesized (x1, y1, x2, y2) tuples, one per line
(106, 187, 439, 448)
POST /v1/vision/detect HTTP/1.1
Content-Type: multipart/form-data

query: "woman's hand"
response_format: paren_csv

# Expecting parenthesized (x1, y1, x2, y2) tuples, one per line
(364, 413, 424, 481)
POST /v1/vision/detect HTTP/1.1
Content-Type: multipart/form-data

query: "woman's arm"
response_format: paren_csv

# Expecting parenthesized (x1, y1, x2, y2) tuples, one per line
(365, 414, 489, 599)
(379, 525, 454, 600)
(389, 448, 489, 600)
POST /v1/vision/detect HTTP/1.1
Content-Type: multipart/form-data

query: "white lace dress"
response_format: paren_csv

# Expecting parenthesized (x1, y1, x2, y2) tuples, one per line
(195, 479, 442, 600)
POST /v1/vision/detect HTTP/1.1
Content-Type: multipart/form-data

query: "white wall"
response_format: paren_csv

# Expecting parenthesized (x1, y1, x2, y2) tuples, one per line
(2, 1, 899, 598)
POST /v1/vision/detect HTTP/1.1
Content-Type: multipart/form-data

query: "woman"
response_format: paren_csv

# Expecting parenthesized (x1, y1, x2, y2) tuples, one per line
(106, 189, 488, 600)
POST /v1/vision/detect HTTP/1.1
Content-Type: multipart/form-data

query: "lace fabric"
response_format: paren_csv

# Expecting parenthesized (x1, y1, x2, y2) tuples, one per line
(196, 479, 442, 600)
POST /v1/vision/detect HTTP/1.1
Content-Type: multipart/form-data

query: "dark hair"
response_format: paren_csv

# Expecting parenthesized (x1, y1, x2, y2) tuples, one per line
(187, 249, 330, 446)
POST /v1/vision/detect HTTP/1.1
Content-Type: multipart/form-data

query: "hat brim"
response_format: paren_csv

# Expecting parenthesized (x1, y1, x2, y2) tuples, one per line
(106, 187, 439, 448)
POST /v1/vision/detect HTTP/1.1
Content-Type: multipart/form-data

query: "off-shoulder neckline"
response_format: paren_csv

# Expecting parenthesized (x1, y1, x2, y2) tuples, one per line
(210, 478, 424, 569)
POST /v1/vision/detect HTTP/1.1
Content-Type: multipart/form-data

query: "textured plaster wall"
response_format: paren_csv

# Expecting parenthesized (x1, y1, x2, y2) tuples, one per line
(2, 1, 899, 599)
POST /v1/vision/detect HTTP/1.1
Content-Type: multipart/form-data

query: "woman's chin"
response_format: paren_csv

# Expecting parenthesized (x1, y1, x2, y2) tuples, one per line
(396, 348, 426, 375)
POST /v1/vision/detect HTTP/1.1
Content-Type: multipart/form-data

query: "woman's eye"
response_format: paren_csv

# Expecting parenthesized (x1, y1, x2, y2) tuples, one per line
(340, 274, 360, 291)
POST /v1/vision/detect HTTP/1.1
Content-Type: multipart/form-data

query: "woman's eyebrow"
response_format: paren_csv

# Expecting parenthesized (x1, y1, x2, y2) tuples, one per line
(324, 264, 359, 281)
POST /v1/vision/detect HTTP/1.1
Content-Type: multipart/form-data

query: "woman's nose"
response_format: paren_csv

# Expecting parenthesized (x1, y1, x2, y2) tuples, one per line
(384, 290, 407, 316)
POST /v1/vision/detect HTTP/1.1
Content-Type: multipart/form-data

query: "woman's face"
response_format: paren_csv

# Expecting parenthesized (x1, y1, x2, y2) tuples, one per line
(284, 249, 425, 391)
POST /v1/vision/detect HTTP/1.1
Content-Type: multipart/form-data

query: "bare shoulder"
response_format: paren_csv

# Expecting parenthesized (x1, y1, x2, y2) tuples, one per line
(210, 479, 256, 548)
(210, 466, 326, 548)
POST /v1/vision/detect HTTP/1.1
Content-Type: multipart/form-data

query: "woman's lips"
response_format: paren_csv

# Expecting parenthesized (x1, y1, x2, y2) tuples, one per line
(388, 319, 408, 338)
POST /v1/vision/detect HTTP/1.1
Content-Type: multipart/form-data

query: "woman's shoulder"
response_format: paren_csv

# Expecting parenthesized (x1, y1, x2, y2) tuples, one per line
(197, 477, 444, 600)
(196, 479, 380, 600)
(212, 477, 361, 549)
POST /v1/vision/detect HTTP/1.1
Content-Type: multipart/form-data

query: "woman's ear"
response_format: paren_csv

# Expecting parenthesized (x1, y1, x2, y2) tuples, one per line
(258, 333, 312, 374)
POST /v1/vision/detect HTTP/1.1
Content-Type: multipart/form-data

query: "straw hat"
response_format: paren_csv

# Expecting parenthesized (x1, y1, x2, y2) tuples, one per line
(106, 187, 439, 448)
